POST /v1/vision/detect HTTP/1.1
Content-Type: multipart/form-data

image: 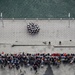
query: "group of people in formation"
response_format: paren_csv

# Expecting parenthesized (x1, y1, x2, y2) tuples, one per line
(27, 23, 40, 35)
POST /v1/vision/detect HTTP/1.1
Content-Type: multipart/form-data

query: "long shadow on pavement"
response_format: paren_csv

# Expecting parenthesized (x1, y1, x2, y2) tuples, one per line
(44, 65, 54, 75)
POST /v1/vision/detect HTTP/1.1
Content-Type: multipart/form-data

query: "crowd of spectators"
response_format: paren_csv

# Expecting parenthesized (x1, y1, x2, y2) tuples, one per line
(0, 52, 75, 72)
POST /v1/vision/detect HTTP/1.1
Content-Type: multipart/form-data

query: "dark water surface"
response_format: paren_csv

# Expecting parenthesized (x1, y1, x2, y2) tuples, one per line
(0, 0, 75, 18)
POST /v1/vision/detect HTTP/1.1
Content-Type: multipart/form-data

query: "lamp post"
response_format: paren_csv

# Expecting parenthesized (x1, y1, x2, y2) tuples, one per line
(68, 13, 70, 28)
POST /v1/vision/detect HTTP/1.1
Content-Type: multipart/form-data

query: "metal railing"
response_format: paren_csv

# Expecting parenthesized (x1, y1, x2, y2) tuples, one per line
(0, 18, 75, 20)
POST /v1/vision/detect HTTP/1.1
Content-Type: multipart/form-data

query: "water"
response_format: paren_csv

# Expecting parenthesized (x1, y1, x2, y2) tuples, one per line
(0, 0, 75, 18)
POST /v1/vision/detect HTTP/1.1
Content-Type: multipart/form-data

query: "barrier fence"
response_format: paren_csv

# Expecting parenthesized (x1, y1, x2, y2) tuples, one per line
(0, 18, 75, 20)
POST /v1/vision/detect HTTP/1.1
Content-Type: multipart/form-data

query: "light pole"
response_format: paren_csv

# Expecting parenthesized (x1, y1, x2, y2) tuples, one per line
(68, 13, 70, 28)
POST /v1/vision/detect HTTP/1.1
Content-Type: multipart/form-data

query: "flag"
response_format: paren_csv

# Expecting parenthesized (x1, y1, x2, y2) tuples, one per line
(68, 13, 70, 18)
(1, 12, 2, 17)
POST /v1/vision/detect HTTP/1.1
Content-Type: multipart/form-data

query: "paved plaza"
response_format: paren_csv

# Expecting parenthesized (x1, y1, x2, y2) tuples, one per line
(0, 19, 75, 54)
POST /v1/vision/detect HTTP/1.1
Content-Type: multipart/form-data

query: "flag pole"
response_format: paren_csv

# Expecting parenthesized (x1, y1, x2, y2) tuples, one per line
(68, 13, 70, 28)
(1, 12, 4, 27)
